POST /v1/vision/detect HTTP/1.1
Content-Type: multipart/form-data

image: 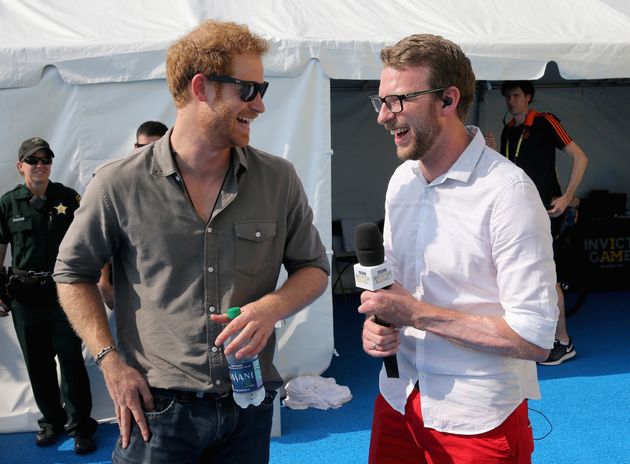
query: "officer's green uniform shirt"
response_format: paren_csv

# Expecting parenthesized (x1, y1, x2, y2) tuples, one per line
(0, 182, 81, 272)
(0, 181, 96, 437)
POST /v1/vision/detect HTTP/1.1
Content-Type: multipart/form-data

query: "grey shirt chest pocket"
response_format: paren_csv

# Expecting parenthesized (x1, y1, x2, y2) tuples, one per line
(234, 222, 277, 276)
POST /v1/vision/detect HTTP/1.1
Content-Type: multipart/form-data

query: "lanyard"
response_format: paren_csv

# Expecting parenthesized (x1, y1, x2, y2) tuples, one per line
(505, 109, 536, 161)
(505, 127, 526, 160)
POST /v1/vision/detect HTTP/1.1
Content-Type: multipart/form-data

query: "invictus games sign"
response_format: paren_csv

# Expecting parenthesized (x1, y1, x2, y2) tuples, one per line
(565, 218, 630, 291)
(584, 236, 630, 266)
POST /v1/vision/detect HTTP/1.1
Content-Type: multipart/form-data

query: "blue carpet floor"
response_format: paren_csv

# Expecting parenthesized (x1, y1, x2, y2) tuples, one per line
(1, 291, 628, 463)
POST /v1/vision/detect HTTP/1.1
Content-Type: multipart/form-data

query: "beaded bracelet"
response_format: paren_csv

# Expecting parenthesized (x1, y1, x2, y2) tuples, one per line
(95, 345, 117, 365)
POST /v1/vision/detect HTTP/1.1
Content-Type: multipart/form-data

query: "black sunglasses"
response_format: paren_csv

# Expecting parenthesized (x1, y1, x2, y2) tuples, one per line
(22, 156, 53, 165)
(206, 75, 269, 102)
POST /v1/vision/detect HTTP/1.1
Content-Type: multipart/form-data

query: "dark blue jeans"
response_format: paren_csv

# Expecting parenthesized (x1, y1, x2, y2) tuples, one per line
(112, 388, 276, 464)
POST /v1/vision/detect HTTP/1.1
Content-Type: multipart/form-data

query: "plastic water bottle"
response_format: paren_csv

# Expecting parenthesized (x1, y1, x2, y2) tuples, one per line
(225, 307, 265, 408)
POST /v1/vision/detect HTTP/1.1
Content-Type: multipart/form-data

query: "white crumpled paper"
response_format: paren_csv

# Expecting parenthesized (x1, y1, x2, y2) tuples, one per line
(283, 376, 352, 410)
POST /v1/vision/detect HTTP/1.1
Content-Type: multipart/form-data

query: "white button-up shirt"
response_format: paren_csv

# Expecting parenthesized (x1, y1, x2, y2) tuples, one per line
(380, 127, 558, 434)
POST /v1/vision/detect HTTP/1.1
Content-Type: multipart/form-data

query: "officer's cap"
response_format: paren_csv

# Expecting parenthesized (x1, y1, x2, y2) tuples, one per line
(18, 137, 55, 161)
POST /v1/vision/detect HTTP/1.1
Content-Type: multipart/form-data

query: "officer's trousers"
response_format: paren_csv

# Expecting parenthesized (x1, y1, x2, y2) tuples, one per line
(10, 300, 98, 437)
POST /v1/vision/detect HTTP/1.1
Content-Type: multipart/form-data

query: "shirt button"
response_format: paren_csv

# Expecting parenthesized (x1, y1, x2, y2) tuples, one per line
(175, 175, 181, 182)
(207, 227, 212, 233)
(209, 306, 216, 312)
(255, 231, 262, 238)
(211, 346, 218, 353)
(216, 379, 222, 385)
(208, 267, 214, 273)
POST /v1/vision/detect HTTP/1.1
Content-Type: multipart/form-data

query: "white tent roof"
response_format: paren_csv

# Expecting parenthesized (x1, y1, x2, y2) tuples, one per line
(2, 0, 630, 89)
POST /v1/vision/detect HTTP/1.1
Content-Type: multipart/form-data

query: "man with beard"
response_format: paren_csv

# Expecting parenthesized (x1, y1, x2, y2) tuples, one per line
(54, 20, 329, 464)
(359, 34, 558, 463)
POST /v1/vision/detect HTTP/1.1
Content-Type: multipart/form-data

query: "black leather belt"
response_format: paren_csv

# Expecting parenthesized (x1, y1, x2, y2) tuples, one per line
(151, 387, 230, 401)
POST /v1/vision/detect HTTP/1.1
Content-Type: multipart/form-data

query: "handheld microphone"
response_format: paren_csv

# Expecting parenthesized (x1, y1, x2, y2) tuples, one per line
(353, 223, 399, 378)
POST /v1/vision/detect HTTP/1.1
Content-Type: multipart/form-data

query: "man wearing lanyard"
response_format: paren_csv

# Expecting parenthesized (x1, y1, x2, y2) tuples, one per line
(486, 81, 588, 365)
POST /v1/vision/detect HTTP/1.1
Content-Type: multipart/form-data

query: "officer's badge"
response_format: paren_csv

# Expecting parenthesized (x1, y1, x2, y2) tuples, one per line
(54, 203, 68, 215)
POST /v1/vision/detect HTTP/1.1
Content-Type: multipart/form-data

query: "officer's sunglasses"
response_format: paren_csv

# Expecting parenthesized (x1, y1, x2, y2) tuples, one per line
(206, 75, 269, 102)
(22, 156, 53, 165)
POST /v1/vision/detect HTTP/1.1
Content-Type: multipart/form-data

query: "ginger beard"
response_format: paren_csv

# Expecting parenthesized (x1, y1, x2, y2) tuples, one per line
(387, 103, 441, 162)
(202, 96, 255, 149)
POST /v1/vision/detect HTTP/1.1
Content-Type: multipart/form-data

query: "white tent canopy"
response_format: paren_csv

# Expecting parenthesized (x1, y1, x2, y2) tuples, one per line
(3, 0, 630, 87)
(2, 0, 630, 433)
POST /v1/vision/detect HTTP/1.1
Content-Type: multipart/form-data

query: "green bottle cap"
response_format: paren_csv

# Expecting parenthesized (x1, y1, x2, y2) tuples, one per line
(226, 307, 241, 319)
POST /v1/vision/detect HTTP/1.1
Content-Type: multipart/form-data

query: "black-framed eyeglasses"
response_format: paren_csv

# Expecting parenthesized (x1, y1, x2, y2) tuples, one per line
(21, 156, 53, 165)
(369, 88, 444, 114)
(206, 75, 269, 102)
(134, 143, 146, 149)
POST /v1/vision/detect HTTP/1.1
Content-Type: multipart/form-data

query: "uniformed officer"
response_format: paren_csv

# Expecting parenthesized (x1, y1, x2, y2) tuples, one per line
(0, 137, 98, 454)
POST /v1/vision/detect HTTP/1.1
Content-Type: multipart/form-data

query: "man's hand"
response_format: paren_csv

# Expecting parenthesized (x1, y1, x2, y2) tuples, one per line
(211, 303, 276, 359)
(484, 132, 497, 150)
(547, 195, 571, 218)
(97, 263, 114, 309)
(0, 299, 9, 317)
(362, 316, 399, 358)
(98, 281, 114, 310)
(357, 282, 420, 329)
(100, 353, 154, 448)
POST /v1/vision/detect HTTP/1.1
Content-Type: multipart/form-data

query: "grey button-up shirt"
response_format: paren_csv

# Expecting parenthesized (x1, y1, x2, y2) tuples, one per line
(54, 130, 329, 393)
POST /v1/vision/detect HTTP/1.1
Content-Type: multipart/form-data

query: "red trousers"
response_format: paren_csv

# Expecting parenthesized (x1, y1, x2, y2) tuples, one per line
(369, 389, 534, 464)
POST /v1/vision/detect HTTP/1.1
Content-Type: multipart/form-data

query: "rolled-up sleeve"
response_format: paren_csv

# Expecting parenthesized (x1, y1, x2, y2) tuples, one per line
(54, 173, 119, 284)
(491, 178, 558, 349)
(282, 164, 329, 276)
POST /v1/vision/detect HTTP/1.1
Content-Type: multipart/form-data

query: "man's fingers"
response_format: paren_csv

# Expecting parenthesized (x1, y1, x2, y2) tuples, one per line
(234, 329, 268, 358)
(213, 317, 245, 347)
(118, 407, 132, 449)
(139, 385, 154, 412)
(365, 338, 398, 357)
(131, 408, 151, 442)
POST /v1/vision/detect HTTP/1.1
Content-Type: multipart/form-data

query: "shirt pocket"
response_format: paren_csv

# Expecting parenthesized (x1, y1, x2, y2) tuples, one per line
(234, 221, 277, 276)
(8, 217, 33, 250)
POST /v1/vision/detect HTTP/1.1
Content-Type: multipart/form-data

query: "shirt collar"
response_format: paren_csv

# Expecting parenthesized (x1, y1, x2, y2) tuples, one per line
(150, 127, 249, 178)
(445, 126, 484, 184)
(15, 184, 31, 199)
(412, 126, 485, 185)
(507, 109, 537, 128)
(16, 181, 56, 199)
